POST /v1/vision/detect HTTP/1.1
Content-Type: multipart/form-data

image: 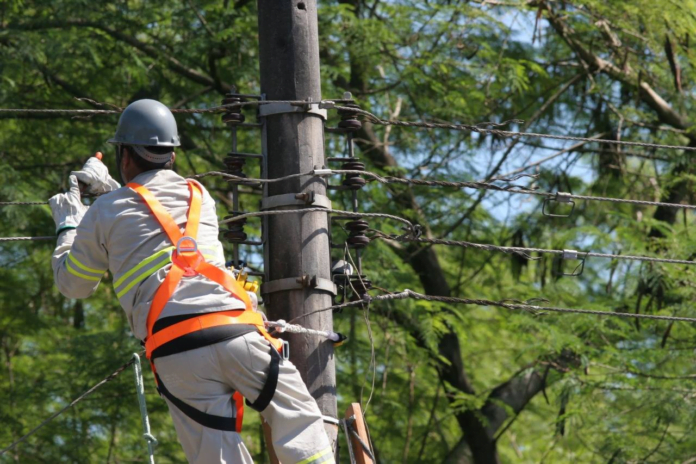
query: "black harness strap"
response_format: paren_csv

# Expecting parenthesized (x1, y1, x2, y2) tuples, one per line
(245, 345, 281, 412)
(155, 373, 237, 432)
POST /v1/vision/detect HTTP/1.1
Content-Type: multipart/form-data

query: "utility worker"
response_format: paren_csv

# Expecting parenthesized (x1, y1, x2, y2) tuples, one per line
(49, 99, 334, 464)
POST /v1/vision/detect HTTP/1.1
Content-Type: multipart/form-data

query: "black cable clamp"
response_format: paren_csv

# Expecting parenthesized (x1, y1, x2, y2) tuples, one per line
(542, 192, 576, 218)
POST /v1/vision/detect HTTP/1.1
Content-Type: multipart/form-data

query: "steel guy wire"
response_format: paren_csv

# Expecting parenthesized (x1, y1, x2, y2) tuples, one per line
(330, 105, 696, 152)
(0, 356, 137, 456)
(370, 232, 696, 266)
(290, 289, 696, 324)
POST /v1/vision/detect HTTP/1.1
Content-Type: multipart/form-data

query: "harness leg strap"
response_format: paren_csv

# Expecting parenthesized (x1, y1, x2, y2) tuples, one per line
(155, 373, 238, 432)
(245, 345, 281, 412)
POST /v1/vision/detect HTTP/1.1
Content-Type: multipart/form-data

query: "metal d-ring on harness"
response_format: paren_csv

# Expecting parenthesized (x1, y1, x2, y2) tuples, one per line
(129, 179, 285, 433)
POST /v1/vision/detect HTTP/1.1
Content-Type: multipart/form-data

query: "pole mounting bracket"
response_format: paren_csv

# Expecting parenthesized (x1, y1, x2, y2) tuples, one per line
(261, 275, 337, 296)
(258, 100, 327, 120)
(261, 192, 332, 211)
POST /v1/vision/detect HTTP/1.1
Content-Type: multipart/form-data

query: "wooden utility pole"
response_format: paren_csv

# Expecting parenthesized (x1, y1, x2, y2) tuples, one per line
(257, 0, 338, 449)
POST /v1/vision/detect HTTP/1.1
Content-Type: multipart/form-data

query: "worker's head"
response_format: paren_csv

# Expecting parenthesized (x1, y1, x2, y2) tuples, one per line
(117, 145, 176, 183)
(107, 99, 180, 183)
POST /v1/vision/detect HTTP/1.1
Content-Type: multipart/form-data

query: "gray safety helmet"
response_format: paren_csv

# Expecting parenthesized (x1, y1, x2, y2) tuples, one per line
(108, 99, 180, 163)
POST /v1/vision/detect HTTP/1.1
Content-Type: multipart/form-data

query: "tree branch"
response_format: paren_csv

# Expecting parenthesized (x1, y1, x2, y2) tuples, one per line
(8, 19, 231, 93)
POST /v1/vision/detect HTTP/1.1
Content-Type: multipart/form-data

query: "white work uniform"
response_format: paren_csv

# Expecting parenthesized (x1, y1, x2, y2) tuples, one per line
(52, 169, 334, 464)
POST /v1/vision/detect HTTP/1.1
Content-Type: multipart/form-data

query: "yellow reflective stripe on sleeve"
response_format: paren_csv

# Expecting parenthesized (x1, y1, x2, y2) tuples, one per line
(113, 247, 174, 289)
(297, 447, 334, 464)
(68, 253, 105, 275)
(66, 260, 102, 282)
(116, 253, 173, 298)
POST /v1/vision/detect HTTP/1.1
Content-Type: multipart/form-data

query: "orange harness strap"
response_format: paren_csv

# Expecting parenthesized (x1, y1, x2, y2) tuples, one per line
(127, 180, 283, 433)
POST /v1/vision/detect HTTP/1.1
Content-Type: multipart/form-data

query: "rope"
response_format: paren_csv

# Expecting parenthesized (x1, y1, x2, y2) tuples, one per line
(372, 233, 696, 266)
(0, 356, 136, 456)
(266, 320, 342, 342)
(0, 236, 55, 242)
(290, 290, 696, 324)
(131, 353, 157, 463)
(332, 105, 696, 152)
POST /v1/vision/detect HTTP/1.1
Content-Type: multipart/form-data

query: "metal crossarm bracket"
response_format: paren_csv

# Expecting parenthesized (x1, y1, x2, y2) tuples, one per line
(261, 275, 337, 296)
(554, 249, 586, 277)
(261, 192, 332, 210)
(542, 192, 576, 218)
(258, 101, 328, 120)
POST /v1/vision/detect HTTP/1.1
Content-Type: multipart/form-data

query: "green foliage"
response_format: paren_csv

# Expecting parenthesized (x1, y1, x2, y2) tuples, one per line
(3, 0, 696, 463)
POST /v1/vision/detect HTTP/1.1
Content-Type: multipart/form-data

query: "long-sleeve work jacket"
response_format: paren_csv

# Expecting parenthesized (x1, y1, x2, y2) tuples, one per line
(52, 169, 245, 341)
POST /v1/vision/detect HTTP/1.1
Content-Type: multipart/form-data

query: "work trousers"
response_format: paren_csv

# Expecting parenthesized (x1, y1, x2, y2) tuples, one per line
(154, 331, 334, 464)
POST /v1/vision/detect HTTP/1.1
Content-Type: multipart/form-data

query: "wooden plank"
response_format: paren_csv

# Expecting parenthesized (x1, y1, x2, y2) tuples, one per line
(344, 403, 374, 464)
(263, 419, 281, 464)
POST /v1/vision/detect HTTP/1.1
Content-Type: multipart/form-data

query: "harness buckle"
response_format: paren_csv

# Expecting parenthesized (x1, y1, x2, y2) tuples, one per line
(282, 340, 290, 361)
(176, 236, 199, 254)
(173, 236, 202, 277)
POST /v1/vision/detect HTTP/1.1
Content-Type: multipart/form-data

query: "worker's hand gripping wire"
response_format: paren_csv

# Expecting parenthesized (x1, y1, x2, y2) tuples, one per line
(48, 175, 87, 235)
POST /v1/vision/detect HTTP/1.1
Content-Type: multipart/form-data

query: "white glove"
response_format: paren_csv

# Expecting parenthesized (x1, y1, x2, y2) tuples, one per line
(49, 176, 88, 234)
(71, 156, 120, 195)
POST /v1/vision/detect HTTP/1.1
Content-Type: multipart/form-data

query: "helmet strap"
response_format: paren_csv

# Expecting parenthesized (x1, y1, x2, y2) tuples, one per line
(115, 144, 127, 185)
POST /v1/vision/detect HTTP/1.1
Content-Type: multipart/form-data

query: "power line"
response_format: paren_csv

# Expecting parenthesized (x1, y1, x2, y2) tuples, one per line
(200, 169, 696, 212)
(0, 201, 48, 206)
(330, 105, 696, 152)
(219, 208, 420, 236)
(0, 356, 136, 456)
(371, 232, 696, 266)
(291, 289, 696, 324)
(0, 99, 347, 117)
(0, 236, 55, 242)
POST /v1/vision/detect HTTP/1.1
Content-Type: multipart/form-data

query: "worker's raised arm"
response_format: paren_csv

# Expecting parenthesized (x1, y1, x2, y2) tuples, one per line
(50, 155, 119, 299)
(50, 175, 109, 298)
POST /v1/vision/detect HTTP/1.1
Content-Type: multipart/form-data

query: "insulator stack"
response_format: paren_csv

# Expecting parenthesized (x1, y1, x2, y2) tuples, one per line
(341, 159, 366, 189)
(224, 155, 247, 179)
(223, 215, 248, 243)
(349, 275, 372, 300)
(346, 219, 369, 248)
(337, 101, 362, 132)
(221, 93, 245, 126)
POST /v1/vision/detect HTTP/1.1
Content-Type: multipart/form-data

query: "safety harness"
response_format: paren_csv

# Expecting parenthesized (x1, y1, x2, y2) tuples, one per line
(128, 179, 284, 432)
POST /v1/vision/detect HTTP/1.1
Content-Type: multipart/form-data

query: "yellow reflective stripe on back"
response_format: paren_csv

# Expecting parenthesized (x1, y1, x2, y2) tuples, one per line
(66, 260, 102, 282)
(297, 447, 334, 464)
(116, 253, 173, 298)
(113, 244, 222, 299)
(113, 247, 174, 289)
(68, 253, 104, 275)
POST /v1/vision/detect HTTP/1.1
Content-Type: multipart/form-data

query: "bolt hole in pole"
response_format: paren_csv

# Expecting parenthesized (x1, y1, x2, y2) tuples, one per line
(297, 2, 306, 9)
